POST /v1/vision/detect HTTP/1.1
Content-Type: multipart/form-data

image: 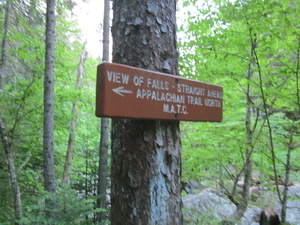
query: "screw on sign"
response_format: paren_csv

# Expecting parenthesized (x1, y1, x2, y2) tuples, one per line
(96, 62, 223, 122)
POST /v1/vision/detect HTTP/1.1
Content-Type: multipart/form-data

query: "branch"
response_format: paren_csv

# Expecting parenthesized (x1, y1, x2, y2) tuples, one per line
(290, 141, 300, 149)
(17, 154, 31, 173)
(248, 22, 282, 203)
(0, 115, 10, 150)
(10, 77, 36, 137)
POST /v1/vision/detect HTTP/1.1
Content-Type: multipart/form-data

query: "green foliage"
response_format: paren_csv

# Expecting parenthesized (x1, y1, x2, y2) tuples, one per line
(18, 186, 107, 225)
(178, 0, 300, 195)
(0, 0, 299, 223)
(0, 0, 101, 222)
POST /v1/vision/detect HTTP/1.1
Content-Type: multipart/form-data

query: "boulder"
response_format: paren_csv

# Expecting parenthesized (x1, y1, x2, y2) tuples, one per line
(183, 186, 300, 225)
(183, 188, 236, 223)
(275, 201, 300, 225)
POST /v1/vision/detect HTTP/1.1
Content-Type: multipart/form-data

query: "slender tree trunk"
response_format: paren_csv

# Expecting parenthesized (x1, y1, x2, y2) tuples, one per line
(111, 1, 182, 224)
(0, 0, 11, 89)
(97, 117, 109, 216)
(44, 0, 57, 220)
(0, 2, 22, 223)
(62, 42, 87, 186)
(101, 0, 110, 63)
(296, 38, 300, 115)
(230, 25, 257, 222)
(230, 70, 253, 222)
(281, 125, 294, 223)
(97, 0, 110, 221)
(284, 38, 300, 223)
(0, 117, 22, 224)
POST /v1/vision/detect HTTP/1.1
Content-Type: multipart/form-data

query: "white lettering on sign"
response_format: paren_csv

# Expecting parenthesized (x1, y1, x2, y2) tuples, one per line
(146, 78, 169, 90)
(163, 104, 188, 115)
(107, 71, 130, 84)
(204, 98, 222, 107)
(207, 90, 223, 99)
(136, 89, 185, 104)
(133, 76, 144, 86)
(106, 70, 222, 116)
(187, 96, 203, 105)
(177, 84, 205, 96)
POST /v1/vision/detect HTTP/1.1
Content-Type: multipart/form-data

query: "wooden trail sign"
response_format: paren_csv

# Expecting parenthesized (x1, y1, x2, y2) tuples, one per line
(96, 62, 223, 122)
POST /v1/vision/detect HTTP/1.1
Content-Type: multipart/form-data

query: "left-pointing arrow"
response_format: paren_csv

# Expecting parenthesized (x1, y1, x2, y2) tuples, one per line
(112, 86, 133, 97)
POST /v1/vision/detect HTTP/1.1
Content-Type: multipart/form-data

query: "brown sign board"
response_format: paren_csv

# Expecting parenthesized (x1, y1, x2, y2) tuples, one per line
(96, 63, 223, 122)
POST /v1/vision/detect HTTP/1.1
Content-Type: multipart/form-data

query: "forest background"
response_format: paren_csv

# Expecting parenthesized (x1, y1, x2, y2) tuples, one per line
(0, 0, 299, 224)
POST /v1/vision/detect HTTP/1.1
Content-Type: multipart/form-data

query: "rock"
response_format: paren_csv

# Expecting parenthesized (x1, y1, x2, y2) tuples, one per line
(287, 185, 300, 198)
(275, 201, 300, 225)
(240, 206, 261, 225)
(183, 188, 236, 223)
(182, 180, 204, 194)
(286, 205, 300, 225)
(182, 185, 300, 225)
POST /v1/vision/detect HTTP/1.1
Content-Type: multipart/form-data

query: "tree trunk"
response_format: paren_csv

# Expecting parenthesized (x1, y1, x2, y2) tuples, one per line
(0, 2, 22, 223)
(62, 42, 87, 186)
(230, 82, 253, 222)
(101, 0, 110, 63)
(97, 118, 109, 219)
(44, 0, 57, 220)
(281, 125, 294, 223)
(0, 116, 22, 224)
(230, 27, 256, 222)
(97, 0, 110, 221)
(0, 0, 11, 89)
(111, 1, 182, 224)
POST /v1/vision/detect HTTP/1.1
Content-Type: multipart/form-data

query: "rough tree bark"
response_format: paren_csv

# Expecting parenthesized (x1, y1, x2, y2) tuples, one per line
(111, 1, 182, 224)
(97, 0, 110, 222)
(62, 42, 87, 186)
(44, 0, 57, 220)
